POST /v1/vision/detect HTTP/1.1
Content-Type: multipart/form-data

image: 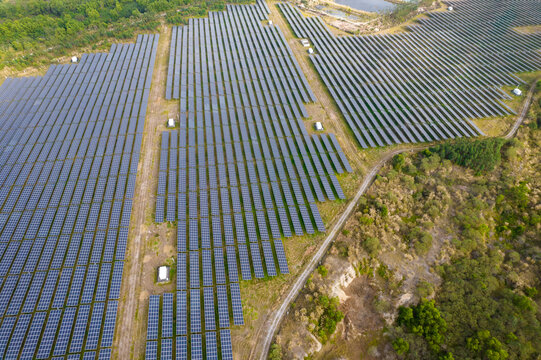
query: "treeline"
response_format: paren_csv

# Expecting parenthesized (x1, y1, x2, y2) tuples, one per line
(382, 0, 434, 25)
(0, 0, 252, 70)
(427, 138, 507, 174)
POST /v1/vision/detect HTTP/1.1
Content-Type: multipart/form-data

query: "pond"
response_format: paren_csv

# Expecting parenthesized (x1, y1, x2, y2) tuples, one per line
(335, 0, 396, 13)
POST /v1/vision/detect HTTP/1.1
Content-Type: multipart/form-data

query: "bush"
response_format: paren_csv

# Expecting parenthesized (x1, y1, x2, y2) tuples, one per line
(414, 233, 433, 256)
(407, 228, 433, 256)
(393, 337, 410, 355)
(268, 343, 282, 360)
(392, 153, 406, 170)
(314, 295, 344, 343)
(363, 237, 381, 257)
(397, 299, 447, 351)
(416, 280, 434, 298)
(317, 265, 328, 277)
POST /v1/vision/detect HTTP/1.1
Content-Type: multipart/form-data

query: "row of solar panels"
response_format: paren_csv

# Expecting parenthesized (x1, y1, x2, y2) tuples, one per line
(148, 0, 356, 358)
(0, 34, 159, 359)
(149, 0, 349, 358)
(166, 1, 274, 101)
(278, 1, 541, 148)
(0, 232, 127, 273)
(155, 131, 350, 218)
(0, 135, 143, 171)
(166, 4, 315, 117)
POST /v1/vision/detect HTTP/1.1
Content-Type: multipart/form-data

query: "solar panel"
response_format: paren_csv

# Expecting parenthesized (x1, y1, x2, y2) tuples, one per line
(205, 331, 219, 360)
(186, 333, 201, 360)
(146, 295, 160, 340)
(176, 336, 188, 360)
(145, 341, 158, 360)
(176, 291, 188, 336)
(220, 330, 234, 360)
(85, 302, 106, 350)
(162, 293, 174, 338)
(203, 287, 216, 331)
(190, 289, 202, 333)
(216, 285, 230, 329)
(161, 338, 173, 360)
(261, 241, 277, 277)
(230, 283, 244, 325)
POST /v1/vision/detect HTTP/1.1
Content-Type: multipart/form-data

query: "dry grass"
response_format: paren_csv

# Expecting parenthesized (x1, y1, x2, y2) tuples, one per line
(514, 25, 541, 34)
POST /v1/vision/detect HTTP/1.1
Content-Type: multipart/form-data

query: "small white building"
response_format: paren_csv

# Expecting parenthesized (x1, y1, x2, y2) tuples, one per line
(268, 20, 273, 26)
(308, 48, 314, 54)
(167, 118, 175, 128)
(300, 39, 310, 47)
(314, 122, 324, 131)
(71, 56, 78, 63)
(157, 266, 170, 283)
(447, 5, 453, 11)
(512, 88, 522, 96)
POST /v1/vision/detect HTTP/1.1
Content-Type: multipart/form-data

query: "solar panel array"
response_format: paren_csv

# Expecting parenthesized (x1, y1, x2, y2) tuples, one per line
(150, 0, 353, 358)
(278, 0, 541, 148)
(0, 34, 158, 358)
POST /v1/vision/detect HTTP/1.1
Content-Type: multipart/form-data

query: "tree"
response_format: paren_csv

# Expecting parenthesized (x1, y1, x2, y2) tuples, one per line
(268, 343, 282, 360)
(314, 295, 344, 343)
(363, 237, 380, 257)
(393, 337, 410, 355)
(467, 330, 509, 360)
(397, 299, 447, 351)
(393, 153, 406, 170)
(429, 138, 506, 174)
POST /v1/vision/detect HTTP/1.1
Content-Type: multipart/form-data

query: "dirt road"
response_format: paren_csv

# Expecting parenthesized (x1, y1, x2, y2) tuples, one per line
(113, 25, 172, 359)
(505, 78, 539, 139)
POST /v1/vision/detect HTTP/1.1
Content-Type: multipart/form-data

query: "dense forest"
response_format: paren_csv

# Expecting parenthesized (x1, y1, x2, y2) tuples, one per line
(0, 0, 252, 70)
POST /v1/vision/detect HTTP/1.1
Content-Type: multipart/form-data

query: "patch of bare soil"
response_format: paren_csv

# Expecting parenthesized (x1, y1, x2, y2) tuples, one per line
(312, 276, 397, 360)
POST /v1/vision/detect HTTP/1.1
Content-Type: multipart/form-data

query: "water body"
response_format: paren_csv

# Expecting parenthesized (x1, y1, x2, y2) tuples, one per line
(315, 5, 364, 21)
(335, 0, 396, 13)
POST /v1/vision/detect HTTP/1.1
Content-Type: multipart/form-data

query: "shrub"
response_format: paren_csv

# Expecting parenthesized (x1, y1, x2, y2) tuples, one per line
(363, 237, 380, 257)
(393, 337, 410, 355)
(268, 343, 282, 360)
(397, 299, 447, 351)
(314, 295, 344, 343)
(317, 265, 328, 277)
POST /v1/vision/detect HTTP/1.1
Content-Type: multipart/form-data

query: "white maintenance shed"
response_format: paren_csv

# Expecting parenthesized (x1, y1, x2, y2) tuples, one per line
(167, 118, 175, 128)
(157, 266, 170, 283)
(314, 122, 324, 131)
(512, 88, 522, 96)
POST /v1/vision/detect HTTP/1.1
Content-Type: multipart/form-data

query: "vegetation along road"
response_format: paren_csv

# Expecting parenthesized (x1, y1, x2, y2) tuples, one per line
(255, 78, 540, 360)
